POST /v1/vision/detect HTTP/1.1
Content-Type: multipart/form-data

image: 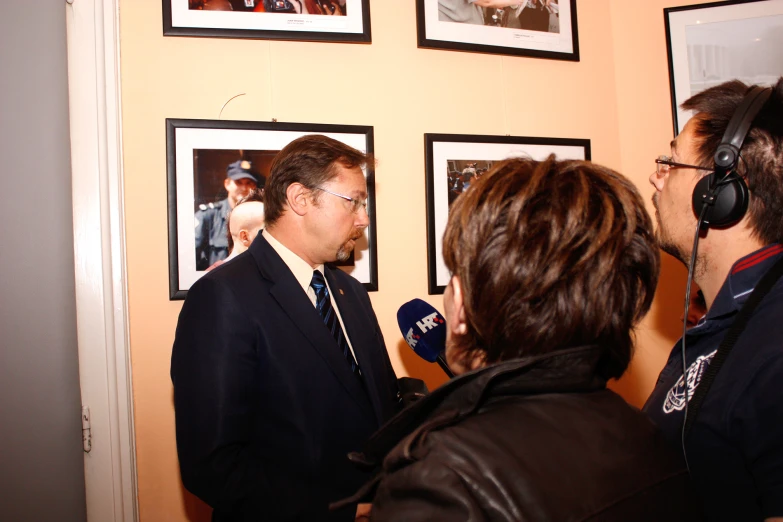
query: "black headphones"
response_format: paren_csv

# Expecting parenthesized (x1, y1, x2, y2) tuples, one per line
(691, 85, 772, 228)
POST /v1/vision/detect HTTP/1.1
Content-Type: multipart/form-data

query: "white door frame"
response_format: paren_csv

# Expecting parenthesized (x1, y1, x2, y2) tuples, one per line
(65, 0, 137, 521)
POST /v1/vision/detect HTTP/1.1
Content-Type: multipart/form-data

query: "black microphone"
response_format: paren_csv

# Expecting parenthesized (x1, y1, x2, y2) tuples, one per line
(396, 299, 454, 378)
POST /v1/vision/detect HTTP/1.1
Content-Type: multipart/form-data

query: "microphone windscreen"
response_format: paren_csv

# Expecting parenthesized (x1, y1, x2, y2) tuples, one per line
(397, 299, 446, 363)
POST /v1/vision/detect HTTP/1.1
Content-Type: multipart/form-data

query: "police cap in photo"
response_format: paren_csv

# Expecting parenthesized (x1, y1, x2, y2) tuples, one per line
(226, 159, 264, 187)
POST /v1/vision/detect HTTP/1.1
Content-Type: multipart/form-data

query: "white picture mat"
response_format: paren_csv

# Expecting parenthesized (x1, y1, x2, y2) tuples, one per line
(431, 140, 587, 288)
(170, 0, 363, 33)
(424, 0, 574, 53)
(175, 126, 371, 290)
(668, 0, 783, 133)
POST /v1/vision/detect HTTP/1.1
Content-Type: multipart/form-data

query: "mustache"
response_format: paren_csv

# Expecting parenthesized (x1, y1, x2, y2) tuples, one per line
(348, 229, 363, 241)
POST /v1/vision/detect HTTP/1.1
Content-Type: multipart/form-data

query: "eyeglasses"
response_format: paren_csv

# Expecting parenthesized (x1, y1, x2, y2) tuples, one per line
(314, 187, 369, 214)
(655, 155, 714, 176)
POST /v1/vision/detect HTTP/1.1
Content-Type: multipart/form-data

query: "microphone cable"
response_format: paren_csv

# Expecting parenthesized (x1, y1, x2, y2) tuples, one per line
(679, 191, 712, 472)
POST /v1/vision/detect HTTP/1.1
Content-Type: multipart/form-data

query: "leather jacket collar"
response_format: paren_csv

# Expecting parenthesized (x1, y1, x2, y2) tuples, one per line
(353, 344, 606, 469)
(333, 345, 608, 509)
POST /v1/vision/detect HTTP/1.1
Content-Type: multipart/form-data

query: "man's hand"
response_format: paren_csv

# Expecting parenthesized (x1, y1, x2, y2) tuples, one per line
(355, 503, 372, 521)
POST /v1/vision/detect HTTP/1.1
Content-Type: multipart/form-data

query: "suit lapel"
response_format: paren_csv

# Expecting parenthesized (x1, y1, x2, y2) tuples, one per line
(250, 236, 375, 421)
(325, 267, 385, 427)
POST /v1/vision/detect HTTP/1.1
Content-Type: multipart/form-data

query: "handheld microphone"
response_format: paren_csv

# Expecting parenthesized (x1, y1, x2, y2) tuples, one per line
(396, 299, 454, 378)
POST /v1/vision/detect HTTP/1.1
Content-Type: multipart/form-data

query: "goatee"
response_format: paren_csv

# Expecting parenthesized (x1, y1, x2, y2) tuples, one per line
(336, 246, 351, 262)
(336, 230, 362, 262)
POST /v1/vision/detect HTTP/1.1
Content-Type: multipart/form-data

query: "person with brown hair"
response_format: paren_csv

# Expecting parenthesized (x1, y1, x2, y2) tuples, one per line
(337, 156, 698, 520)
(172, 135, 401, 521)
(645, 78, 783, 521)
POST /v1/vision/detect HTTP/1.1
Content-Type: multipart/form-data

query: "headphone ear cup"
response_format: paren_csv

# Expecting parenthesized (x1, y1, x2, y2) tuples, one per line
(691, 172, 749, 228)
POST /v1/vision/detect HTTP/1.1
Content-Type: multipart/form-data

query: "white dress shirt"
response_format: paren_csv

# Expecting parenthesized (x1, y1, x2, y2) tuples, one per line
(262, 229, 359, 360)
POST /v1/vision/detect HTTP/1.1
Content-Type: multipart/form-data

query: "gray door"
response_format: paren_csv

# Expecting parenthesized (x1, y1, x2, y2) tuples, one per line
(0, 1, 87, 521)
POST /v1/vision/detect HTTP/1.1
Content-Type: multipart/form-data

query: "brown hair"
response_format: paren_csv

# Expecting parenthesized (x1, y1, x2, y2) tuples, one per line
(442, 156, 659, 379)
(682, 78, 783, 243)
(264, 135, 371, 227)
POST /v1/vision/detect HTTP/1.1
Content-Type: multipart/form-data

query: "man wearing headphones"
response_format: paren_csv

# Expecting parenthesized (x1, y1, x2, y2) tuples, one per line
(645, 78, 783, 521)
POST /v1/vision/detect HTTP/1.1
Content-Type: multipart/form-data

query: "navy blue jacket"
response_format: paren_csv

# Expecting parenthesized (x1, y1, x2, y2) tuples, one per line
(195, 198, 231, 270)
(644, 244, 783, 520)
(171, 234, 400, 521)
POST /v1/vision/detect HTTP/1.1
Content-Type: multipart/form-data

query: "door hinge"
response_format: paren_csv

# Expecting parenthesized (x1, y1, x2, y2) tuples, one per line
(81, 406, 92, 453)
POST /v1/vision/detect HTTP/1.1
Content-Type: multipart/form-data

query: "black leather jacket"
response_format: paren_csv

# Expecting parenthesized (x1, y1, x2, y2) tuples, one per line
(336, 345, 701, 521)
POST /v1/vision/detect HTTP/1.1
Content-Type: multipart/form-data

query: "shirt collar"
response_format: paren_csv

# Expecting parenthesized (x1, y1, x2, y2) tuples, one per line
(262, 229, 323, 294)
(704, 243, 783, 320)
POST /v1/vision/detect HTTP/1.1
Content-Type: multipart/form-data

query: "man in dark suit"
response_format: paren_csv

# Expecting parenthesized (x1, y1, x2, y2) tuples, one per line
(171, 135, 400, 521)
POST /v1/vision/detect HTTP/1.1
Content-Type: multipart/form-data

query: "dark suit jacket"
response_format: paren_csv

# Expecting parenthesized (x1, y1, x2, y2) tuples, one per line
(171, 235, 400, 522)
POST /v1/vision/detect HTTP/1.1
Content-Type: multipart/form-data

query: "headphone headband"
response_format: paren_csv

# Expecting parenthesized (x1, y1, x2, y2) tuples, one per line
(694, 85, 772, 229)
(714, 86, 773, 172)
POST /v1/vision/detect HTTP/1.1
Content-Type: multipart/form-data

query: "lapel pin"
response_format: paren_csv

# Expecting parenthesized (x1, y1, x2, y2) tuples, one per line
(339, 289, 344, 295)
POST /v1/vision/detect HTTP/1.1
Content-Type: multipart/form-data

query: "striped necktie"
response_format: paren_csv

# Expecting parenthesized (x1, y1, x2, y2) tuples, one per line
(310, 270, 361, 376)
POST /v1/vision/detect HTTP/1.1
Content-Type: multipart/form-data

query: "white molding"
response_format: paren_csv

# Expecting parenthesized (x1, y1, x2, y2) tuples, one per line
(65, 1, 137, 521)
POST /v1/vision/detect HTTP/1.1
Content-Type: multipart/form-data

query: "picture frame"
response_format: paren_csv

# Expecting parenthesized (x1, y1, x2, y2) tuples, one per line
(665, 0, 783, 134)
(416, 0, 579, 61)
(163, 0, 371, 43)
(424, 133, 591, 294)
(166, 118, 378, 300)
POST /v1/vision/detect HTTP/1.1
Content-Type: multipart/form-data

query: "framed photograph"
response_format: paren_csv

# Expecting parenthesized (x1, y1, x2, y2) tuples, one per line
(424, 133, 591, 294)
(416, 0, 579, 61)
(166, 118, 378, 300)
(665, 0, 783, 134)
(163, 0, 371, 42)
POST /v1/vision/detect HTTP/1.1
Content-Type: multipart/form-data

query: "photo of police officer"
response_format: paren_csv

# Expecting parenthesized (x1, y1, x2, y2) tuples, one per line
(192, 146, 362, 272)
(194, 152, 271, 271)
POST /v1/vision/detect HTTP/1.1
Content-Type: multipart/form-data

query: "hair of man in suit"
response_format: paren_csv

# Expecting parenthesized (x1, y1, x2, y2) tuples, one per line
(226, 188, 265, 255)
(442, 155, 660, 379)
(679, 78, 783, 245)
(264, 134, 372, 228)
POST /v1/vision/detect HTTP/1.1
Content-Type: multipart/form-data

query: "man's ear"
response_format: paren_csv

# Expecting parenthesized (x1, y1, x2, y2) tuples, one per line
(238, 229, 251, 247)
(450, 276, 468, 336)
(224, 178, 232, 190)
(285, 182, 310, 217)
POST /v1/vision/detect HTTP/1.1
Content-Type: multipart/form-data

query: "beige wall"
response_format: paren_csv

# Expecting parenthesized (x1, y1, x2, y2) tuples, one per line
(120, 1, 698, 519)
(606, 0, 695, 407)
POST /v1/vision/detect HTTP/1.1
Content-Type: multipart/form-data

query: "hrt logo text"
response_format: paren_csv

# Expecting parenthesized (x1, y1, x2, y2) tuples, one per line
(405, 327, 420, 348)
(416, 312, 444, 333)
